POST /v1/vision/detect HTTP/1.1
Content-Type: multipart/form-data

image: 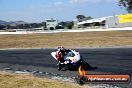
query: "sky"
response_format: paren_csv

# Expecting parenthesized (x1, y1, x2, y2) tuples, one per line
(0, 0, 127, 23)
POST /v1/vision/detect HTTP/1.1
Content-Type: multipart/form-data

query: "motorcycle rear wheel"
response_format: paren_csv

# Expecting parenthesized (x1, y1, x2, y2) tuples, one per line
(80, 60, 91, 70)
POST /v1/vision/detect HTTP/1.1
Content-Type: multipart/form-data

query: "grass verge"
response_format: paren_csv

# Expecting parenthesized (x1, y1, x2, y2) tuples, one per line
(0, 31, 132, 48)
(0, 72, 90, 88)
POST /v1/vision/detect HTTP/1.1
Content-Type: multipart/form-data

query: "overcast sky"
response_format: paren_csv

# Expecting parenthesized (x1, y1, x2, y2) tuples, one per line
(0, 0, 127, 22)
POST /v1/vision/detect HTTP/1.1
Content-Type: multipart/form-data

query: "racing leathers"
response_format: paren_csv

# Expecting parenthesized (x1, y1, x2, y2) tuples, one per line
(55, 49, 71, 63)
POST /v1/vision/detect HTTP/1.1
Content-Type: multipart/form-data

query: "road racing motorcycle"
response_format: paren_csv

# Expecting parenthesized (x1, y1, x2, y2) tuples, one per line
(51, 49, 91, 71)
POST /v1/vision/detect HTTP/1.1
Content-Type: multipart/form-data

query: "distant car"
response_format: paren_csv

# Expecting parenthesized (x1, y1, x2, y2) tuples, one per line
(44, 28, 48, 30)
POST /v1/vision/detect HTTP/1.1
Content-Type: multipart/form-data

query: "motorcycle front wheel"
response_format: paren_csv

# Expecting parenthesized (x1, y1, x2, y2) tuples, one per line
(58, 63, 62, 71)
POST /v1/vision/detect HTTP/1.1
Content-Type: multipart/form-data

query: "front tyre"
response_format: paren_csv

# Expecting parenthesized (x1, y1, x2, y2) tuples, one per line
(58, 63, 62, 71)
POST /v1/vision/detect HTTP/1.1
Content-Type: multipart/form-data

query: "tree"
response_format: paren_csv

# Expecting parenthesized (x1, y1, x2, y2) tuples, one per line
(16, 24, 25, 29)
(66, 21, 74, 29)
(57, 21, 73, 29)
(86, 16, 93, 20)
(76, 15, 86, 20)
(0, 25, 6, 30)
(58, 21, 67, 27)
(23, 24, 30, 29)
(30, 23, 38, 28)
(119, 0, 132, 13)
(42, 22, 46, 28)
(6, 25, 11, 29)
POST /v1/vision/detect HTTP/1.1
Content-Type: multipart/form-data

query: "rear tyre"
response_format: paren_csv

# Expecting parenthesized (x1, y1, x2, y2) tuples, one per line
(81, 60, 91, 70)
(76, 76, 86, 85)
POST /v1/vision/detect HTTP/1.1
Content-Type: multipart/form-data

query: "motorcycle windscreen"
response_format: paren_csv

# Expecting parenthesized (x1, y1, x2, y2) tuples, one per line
(66, 51, 81, 63)
(51, 52, 58, 61)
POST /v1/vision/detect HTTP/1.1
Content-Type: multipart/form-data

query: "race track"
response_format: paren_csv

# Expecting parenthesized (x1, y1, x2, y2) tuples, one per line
(0, 48, 132, 87)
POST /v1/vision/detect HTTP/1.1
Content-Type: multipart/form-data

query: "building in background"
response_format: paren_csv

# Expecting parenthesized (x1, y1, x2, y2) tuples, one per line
(74, 17, 93, 28)
(46, 18, 58, 30)
(75, 14, 132, 29)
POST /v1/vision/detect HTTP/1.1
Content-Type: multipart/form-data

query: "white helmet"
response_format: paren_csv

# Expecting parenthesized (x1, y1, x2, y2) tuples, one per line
(58, 46, 65, 51)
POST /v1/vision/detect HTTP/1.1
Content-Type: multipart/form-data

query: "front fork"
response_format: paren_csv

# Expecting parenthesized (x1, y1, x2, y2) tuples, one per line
(57, 62, 68, 71)
(57, 62, 62, 71)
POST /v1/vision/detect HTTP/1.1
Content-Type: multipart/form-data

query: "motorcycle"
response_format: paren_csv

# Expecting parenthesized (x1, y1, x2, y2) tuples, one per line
(51, 49, 91, 71)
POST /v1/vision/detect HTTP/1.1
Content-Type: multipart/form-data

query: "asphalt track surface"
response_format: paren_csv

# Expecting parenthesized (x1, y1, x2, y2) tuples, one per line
(0, 48, 132, 87)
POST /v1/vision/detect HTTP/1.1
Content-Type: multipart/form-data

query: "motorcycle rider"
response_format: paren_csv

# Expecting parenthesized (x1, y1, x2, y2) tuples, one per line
(55, 46, 71, 63)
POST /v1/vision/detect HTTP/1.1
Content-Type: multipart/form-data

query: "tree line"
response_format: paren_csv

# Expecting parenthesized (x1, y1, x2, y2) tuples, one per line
(0, 22, 46, 30)
(119, 0, 132, 13)
(0, 21, 74, 30)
